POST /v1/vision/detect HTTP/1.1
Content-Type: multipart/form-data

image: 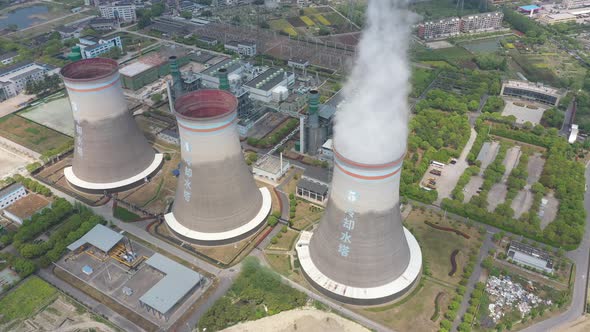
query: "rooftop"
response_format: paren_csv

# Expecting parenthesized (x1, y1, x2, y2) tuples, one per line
(254, 155, 286, 175)
(0, 60, 33, 77)
(90, 17, 117, 24)
(509, 241, 553, 263)
(198, 36, 217, 42)
(4, 194, 51, 221)
(139, 253, 202, 314)
(56, 25, 78, 33)
(302, 165, 330, 185)
(519, 5, 540, 11)
(297, 178, 329, 196)
(244, 67, 289, 91)
(201, 58, 242, 77)
(0, 183, 24, 199)
(503, 80, 562, 96)
(319, 104, 336, 121)
(67, 224, 124, 253)
(0, 51, 17, 61)
(0, 63, 51, 83)
(288, 58, 310, 64)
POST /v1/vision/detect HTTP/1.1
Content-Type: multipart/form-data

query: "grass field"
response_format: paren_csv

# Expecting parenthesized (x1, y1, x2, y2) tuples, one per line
(359, 279, 452, 332)
(411, 67, 436, 98)
(291, 200, 323, 231)
(113, 205, 140, 222)
(267, 229, 299, 251)
(265, 253, 292, 276)
(405, 209, 483, 286)
(300, 15, 315, 26)
(0, 114, 73, 154)
(0, 276, 58, 324)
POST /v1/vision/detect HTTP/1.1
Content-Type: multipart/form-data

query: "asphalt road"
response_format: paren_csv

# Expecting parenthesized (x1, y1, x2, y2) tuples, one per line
(519, 164, 590, 332)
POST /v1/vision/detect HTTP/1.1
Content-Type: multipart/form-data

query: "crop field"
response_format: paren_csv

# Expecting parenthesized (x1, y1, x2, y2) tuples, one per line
(0, 114, 73, 154)
(0, 277, 58, 326)
(268, 7, 356, 36)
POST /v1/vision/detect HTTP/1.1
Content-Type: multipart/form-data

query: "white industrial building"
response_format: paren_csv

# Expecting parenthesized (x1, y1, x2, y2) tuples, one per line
(252, 154, 290, 184)
(224, 40, 257, 57)
(77, 36, 123, 59)
(507, 241, 554, 273)
(3, 194, 52, 225)
(199, 58, 244, 89)
(244, 67, 294, 103)
(0, 183, 26, 209)
(0, 61, 59, 100)
(99, 1, 137, 23)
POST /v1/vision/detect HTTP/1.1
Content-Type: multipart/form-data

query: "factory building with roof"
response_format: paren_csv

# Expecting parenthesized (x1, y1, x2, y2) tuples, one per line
(139, 253, 203, 320)
(501, 80, 563, 106)
(119, 48, 190, 90)
(244, 67, 294, 103)
(0, 183, 26, 209)
(199, 58, 243, 89)
(507, 241, 554, 273)
(77, 35, 123, 59)
(252, 154, 290, 184)
(224, 40, 257, 57)
(3, 193, 52, 225)
(67, 224, 124, 254)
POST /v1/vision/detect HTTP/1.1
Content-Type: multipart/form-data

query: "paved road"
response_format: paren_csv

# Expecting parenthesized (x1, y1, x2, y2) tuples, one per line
(520, 164, 590, 332)
(451, 232, 493, 331)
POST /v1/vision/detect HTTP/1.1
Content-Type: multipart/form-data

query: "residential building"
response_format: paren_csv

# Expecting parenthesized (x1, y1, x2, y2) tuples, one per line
(507, 241, 554, 273)
(0, 51, 17, 65)
(77, 35, 123, 59)
(0, 61, 58, 100)
(563, 0, 590, 9)
(501, 80, 562, 106)
(3, 194, 52, 225)
(224, 40, 257, 57)
(89, 17, 120, 31)
(0, 183, 26, 210)
(418, 17, 461, 40)
(460, 12, 504, 33)
(99, 1, 137, 23)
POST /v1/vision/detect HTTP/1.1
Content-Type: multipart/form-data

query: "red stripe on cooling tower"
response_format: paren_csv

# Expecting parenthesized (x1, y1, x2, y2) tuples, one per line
(335, 163, 401, 180)
(66, 79, 119, 93)
(334, 149, 405, 169)
(177, 119, 236, 133)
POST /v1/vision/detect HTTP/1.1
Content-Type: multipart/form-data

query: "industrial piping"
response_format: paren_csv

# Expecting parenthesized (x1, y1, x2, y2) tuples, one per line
(296, 147, 422, 305)
(164, 89, 271, 245)
(60, 58, 163, 193)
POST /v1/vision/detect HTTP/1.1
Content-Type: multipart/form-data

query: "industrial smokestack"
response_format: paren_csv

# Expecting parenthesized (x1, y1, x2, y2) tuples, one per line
(295, 0, 421, 305)
(305, 90, 321, 155)
(164, 90, 271, 245)
(60, 58, 163, 193)
(169, 56, 183, 100)
(217, 68, 230, 91)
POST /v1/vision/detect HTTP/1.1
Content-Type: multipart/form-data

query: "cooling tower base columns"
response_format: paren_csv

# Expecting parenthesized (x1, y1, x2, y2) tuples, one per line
(296, 227, 422, 306)
(64, 153, 164, 194)
(164, 187, 272, 246)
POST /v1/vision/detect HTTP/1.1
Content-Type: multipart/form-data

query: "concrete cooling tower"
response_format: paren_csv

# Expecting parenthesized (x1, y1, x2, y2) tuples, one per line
(296, 149, 422, 305)
(60, 58, 163, 193)
(164, 90, 271, 245)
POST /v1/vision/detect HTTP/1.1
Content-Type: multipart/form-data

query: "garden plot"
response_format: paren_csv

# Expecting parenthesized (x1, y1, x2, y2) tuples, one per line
(487, 146, 522, 211)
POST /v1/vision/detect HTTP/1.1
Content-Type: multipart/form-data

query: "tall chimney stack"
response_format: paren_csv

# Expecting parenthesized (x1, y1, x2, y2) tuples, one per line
(217, 68, 230, 91)
(169, 56, 183, 100)
(60, 58, 162, 193)
(164, 90, 271, 245)
(305, 90, 322, 155)
(296, 148, 422, 304)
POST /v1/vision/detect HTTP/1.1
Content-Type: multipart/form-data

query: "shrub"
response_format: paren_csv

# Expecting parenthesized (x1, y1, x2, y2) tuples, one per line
(281, 225, 288, 233)
(271, 238, 278, 244)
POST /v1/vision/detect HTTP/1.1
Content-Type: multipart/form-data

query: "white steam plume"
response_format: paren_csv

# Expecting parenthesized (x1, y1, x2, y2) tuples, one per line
(334, 0, 415, 164)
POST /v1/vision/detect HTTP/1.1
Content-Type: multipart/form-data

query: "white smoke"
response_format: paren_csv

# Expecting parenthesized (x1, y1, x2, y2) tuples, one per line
(334, 0, 415, 164)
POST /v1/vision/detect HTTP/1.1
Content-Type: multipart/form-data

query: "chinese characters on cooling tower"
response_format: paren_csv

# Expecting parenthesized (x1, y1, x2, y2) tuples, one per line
(338, 190, 359, 257)
(71, 101, 84, 158)
(182, 141, 192, 203)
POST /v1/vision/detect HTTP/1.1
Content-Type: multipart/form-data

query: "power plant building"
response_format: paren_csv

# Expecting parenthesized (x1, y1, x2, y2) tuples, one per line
(296, 149, 422, 304)
(199, 58, 243, 89)
(164, 90, 271, 245)
(243, 67, 294, 103)
(501, 80, 562, 106)
(119, 49, 190, 90)
(60, 58, 163, 193)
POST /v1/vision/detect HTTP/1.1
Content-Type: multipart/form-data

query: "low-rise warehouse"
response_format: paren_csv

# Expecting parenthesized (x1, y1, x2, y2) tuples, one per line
(67, 224, 124, 254)
(507, 241, 554, 273)
(119, 48, 190, 90)
(3, 194, 52, 225)
(139, 253, 203, 320)
(244, 67, 295, 103)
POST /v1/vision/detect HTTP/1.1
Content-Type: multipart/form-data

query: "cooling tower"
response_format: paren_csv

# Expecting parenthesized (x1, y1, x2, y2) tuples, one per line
(60, 58, 163, 193)
(164, 90, 271, 245)
(296, 148, 422, 305)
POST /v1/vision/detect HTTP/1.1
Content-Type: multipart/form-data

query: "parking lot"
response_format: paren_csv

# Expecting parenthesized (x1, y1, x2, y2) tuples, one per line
(501, 99, 547, 125)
